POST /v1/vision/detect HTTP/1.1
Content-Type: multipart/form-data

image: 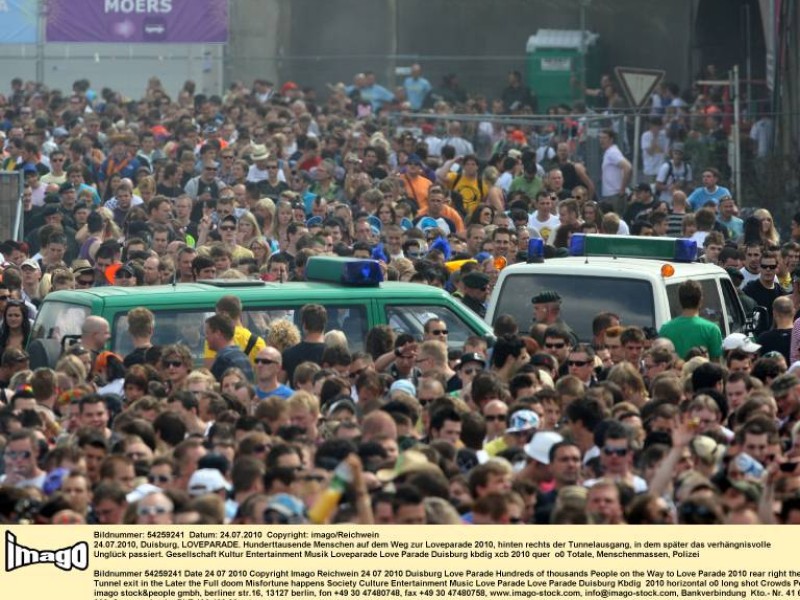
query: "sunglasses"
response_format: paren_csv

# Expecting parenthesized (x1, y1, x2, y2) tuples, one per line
(462, 367, 480, 376)
(137, 505, 172, 517)
(430, 329, 448, 336)
(147, 474, 171, 484)
(163, 360, 184, 368)
(603, 447, 629, 457)
(219, 225, 236, 231)
(77, 278, 95, 286)
(5, 450, 32, 460)
(484, 414, 508, 422)
(760, 264, 777, 270)
(568, 360, 591, 367)
(255, 358, 277, 365)
(116, 271, 134, 279)
(300, 474, 326, 483)
(0, 295, 10, 301)
(545, 342, 566, 349)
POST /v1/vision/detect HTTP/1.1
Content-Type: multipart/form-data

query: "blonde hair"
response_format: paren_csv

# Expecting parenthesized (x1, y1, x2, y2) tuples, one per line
(186, 370, 216, 391)
(753, 208, 780, 246)
(266, 319, 301, 352)
(96, 206, 122, 240)
(55, 354, 88, 385)
(286, 390, 320, 416)
(482, 166, 499, 184)
(237, 210, 262, 242)
(607, 361, 647, 397)
(324, 330, 347, 347)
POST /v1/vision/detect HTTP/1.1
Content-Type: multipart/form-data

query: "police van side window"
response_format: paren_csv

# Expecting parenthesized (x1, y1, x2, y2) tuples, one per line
(244, 305, 368, 351)
(385, 305, 473, 346)
(114, 311, 206, 357)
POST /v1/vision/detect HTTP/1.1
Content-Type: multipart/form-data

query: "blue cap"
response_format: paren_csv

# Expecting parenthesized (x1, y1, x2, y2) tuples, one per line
(418, 216, 439, 231)
(367, 215, 382, 232)
(43, 467, 70, 495)
(305, 215, 323, 228)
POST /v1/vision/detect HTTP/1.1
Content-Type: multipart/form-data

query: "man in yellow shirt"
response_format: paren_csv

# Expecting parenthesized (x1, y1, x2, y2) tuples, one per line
(437, 154, 487, 218)
(203, 295, 266, 369)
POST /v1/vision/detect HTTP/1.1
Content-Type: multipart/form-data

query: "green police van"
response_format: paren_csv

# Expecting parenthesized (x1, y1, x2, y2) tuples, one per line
(28, 257, 493, 368)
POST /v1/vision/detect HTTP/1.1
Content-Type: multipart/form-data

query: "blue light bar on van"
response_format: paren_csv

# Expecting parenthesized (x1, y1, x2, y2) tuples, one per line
(568, 234, 697, 262)
(305, 256, 383, 286)
(527, 238, 544, 262)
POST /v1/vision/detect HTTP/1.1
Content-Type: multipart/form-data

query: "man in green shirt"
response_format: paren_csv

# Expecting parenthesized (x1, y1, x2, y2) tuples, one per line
(658, 279, 723, 360)
(509, 160, 543, 200)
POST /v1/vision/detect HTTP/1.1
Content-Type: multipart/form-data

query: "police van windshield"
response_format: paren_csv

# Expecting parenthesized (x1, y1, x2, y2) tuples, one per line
(492, 274, 655, 342)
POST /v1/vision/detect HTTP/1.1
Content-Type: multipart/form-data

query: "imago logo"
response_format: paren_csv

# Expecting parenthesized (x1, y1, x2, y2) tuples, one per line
(5, 531, 89, 572)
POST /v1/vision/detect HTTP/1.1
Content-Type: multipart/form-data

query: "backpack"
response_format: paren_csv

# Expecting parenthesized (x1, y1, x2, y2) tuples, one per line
(663, 160, 692, 186)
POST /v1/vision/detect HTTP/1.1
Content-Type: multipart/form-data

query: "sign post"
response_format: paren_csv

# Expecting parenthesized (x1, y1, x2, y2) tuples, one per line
(615, 67, 665, 185)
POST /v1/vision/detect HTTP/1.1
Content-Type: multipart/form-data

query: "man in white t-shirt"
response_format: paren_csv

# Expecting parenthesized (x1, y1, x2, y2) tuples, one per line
(599, 129, 631, 215)
(528, 190, 560, 241)
(640, 117, 668, 182)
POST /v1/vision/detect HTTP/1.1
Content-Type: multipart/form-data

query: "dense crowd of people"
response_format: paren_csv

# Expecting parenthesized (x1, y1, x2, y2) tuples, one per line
(0, 67, 796, 527)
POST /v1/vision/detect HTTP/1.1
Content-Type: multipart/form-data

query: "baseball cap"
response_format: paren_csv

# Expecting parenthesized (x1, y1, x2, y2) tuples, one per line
(126, 483, 163, 503)
(389, 379, 416, 397)
(524, 431, 564, 464)
(187, 468, 232, 497)
(264, 493, 307, 523)
(458, 352, 486, 369)
(20, 258, 40, 271)
(505, 409, 540, 433)
(722, 332, 761, 353)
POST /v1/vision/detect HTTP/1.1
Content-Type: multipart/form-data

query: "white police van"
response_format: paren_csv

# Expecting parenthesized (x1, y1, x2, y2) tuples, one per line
(486, 234, 748, 342)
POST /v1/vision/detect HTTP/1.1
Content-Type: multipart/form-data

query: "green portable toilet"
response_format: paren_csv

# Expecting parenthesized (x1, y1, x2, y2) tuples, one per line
(526, 29, 599, 112)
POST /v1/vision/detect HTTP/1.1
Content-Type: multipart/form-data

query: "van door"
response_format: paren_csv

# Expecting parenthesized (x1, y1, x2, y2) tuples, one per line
(720, 277, 746, 335)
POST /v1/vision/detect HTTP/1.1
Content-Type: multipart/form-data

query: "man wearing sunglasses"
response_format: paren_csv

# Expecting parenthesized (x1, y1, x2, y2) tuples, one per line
(584, 421, 647, 493)
(254, 347, 292, 400)
(567, 344, 598, 387)
(459, 270, 490, 318)
(0, 429, 45, 489)
(457, 352, 486, 392)
(742, 250, 786, 330)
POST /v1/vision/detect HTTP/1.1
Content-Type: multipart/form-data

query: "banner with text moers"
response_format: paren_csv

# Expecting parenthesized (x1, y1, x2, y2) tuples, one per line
(45, 0, 228, 43)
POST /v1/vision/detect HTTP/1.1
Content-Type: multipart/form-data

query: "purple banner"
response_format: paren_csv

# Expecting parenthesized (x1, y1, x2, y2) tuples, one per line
(46, 0, 228, 43)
